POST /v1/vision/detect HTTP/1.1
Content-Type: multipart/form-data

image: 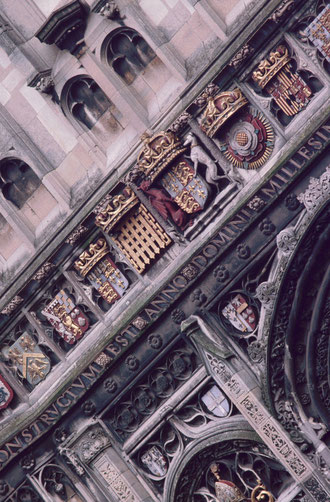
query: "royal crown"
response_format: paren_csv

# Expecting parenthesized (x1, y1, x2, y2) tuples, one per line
(252, 45, 290, 89)
(137, 131, 187, 181)
(201, 88, 248, 137)
(74, 238, 109, 277)
(95, 187, 139, 234)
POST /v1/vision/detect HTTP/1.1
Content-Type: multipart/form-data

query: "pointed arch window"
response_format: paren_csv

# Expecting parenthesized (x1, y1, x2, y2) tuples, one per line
(103, 27, 156, 84)
(66, 76, 111, 130)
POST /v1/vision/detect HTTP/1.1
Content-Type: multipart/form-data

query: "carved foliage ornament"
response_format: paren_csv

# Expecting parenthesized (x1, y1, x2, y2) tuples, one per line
(252, 45, 312, 117)
(74, 238, 129, 304)
(76, 425, 110, 463)
(297, 166, 330, 212)
(1, 295, 24, 315)
(229, 44, 254, 69)
(32, 261, 55, 282)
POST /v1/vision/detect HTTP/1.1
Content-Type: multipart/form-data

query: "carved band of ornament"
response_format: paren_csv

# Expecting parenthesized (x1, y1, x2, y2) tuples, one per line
(269, 0, 295, 23)
(94, 188, 139, 233)
(65, 224, 88, 245)
(252, 45, 291, 89)
(228, 43, 254, 69)
(137, 131, 187, 181)
(200, 88, 248, 138)
(1, 295, 24, 315)
(32, 261, 55, 281)
(74, 238, 109, 277)
(193, 82, 219, 108)
(255, 282, 276, 311)
(297, 166, 330, 213)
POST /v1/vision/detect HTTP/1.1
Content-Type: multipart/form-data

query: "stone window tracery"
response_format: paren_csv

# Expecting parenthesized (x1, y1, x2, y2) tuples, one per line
(66, 77, 112, 130)
(103, 27, 156, 84)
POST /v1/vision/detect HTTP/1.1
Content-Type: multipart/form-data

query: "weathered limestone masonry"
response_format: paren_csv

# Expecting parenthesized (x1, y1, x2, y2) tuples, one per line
(0, 0, 329, 501)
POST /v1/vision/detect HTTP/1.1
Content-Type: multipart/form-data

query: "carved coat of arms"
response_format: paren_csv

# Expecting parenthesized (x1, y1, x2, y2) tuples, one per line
(141, 446, 167, 477)
(42, 289, 89, 344)
(0, 375, 14, 410)
(74, 238, 129, 304)
(222, 294, 257, 333)
(305, 6, 330, 63)
(160, 160, 208, 214)
(252, 45, 312, 117)
(201, 385, 230, 417)
(8, 333, 51, 385)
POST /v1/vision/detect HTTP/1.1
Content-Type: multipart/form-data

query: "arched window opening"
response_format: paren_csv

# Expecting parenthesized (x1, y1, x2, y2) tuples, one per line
(105, 28, 156, 84)
(0, 158, 41, 209)
(67, 77, 111, 130)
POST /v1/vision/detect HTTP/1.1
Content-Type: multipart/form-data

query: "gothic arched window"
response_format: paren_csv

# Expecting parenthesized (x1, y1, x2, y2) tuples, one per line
(0, 158, 41, 209)
(66, 77, 111, 130)
(103, 28, 156, 84)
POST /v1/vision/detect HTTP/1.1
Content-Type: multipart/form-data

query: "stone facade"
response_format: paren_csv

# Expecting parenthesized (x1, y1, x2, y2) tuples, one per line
(0, 1, 329, 501)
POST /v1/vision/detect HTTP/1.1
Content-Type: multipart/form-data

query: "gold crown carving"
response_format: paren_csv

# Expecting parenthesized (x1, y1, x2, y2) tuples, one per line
(201, 88, 248, 137)
(137, 131, 187, 181)
(95, 187, 138, 233)
(74, 238, 109, 277)
(252, 45, 290, 89)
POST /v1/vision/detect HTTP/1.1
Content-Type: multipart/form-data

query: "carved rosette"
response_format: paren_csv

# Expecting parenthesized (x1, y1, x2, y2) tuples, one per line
(255, 282, 276, 311)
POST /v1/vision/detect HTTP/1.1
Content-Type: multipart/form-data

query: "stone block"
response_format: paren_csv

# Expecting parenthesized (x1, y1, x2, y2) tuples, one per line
(0, 215, 23, 261)
(0, 83, 11, 105)
(208, 0, 240, 20)
(2, 68, 24, 93)
(24, 117, 66, 167)
(37, 105, 78, 154)
(56, 151, 88, 187)
(26, 185, 57, 221)
(139, 0, 169, 25)
(0, 48, 11, 69)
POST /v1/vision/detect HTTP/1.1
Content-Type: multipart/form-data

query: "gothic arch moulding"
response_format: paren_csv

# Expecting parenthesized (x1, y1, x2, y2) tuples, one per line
(163, 418, 294, 502)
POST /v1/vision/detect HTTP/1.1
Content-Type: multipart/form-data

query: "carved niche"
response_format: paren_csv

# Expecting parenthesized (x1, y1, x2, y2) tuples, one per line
(201, 88, 274, 170)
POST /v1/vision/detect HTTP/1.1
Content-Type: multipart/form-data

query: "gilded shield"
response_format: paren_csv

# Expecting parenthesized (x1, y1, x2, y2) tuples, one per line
(86, 255, 129, 304)
(141, 446, 167, 477)
(8, 333, 51, 385)
(0, 375, 14, 410)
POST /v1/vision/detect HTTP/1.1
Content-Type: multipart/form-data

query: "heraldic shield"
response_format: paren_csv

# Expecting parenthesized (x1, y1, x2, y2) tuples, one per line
(86, 254, 129, 304)
(42, 289, 89, 344)
(74, 238, 129, 305)
(8, 333, 51, 386)
(222, 294, 257, 333)
(0, 375, 13, 410)
(160, 160, 208, 214)
(141, 446, 168, 477)
(201, 385, 231, 417)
